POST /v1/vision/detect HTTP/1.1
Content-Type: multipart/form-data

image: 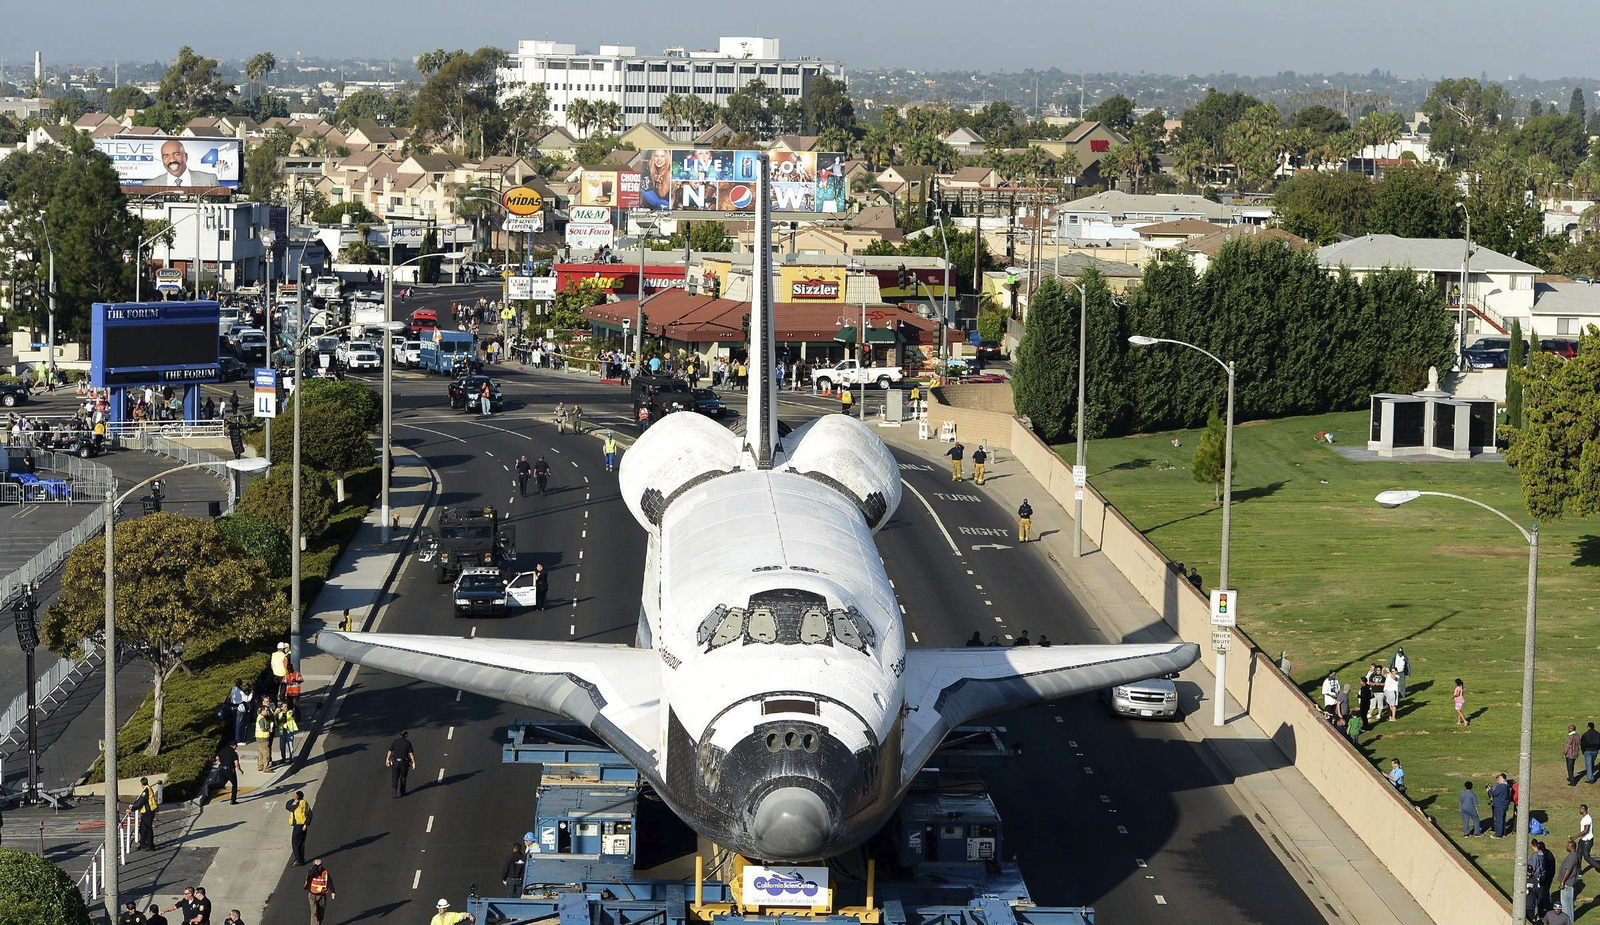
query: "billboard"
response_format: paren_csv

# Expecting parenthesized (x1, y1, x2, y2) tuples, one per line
(780, 266, 847, 302)
(566, 223, 615, 250)
(90, 301, 220, 388)
(577, 168, 640, 209)
(636, 150, 847, 213)
(507, 276, 557, 300)
(93, 136, 241, 190)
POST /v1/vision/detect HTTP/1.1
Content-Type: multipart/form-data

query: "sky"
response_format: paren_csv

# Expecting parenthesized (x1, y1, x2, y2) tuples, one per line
(5, 0, 1598, 80)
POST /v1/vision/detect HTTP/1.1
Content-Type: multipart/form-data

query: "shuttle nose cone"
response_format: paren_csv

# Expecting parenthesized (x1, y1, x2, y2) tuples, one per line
(751, 786, 831, 860)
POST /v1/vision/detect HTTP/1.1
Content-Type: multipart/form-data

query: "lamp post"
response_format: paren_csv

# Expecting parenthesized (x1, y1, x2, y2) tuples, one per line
(381, 244, 457, 542)
(1457, 201, 1472, 362)
(634, 214, 659, 361)
(1128, 334, 1235, 726)
(848, 261, 869, 419)
(101, 456, 268, 918)
(1067, 280, 1088, 557)
(37, 219, 55, 382)
(134, 206, 204, 302)
(1374, 489, 1537, 925)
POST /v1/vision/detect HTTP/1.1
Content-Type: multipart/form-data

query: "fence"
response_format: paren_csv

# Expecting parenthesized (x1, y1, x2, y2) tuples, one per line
(0, 641, 103, 749)
(75, 801, 139, 904)
(109, 420, 226, 440)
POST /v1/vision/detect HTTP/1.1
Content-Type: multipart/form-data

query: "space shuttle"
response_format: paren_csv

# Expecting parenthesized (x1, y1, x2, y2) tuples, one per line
(318, 156, 1197, 862)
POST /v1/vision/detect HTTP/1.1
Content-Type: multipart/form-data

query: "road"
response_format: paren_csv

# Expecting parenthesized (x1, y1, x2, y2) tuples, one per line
(259, 296, 1322, 923)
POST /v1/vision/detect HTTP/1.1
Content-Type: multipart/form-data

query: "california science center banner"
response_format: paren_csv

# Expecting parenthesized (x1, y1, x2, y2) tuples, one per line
(636, 150, 847, 213)
(93, 136, 242, 191)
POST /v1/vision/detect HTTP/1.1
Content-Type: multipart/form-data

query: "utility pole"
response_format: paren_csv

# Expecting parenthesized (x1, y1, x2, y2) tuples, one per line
(11, 584, 40, 803)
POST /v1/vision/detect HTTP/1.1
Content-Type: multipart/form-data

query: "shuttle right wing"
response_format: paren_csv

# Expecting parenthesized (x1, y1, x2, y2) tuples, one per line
(898, 642, 1200, 784)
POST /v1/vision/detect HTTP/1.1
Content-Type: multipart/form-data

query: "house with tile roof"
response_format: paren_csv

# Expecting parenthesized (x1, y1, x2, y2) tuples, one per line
(1317, 234, 1543, 337)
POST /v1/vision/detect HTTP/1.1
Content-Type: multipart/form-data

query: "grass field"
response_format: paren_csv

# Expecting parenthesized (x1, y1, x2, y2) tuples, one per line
(1072, 410, 1600, 897)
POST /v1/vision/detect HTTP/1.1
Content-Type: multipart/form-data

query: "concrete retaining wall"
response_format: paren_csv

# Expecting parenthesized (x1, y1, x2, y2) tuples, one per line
(995, 415, 1503, 924)
(926, 386, 1014, 450)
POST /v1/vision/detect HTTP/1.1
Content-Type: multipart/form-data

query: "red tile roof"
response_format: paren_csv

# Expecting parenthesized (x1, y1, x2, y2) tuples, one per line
(587, 288, 942, 343)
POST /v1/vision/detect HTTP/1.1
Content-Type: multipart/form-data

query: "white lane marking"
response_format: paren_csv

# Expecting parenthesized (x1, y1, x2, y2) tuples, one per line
(470, 626, 478, 638)
(994, 616, 1003, 622)
(911, 632, 919, 643)
(579, 550, 584, 559)
(571, 460, 579, 467)
(888, 579, 895, 589)
(1099, 794, 1110, 803)
(1116, 825, 1127, 834)
(426, 815, 434, 833)
(899, 604, 906, 614)
(584, 510, 589, 518)
(1136, 858, 1148, 868)
(501, 464, 509, 471)
(901, 480, 962, 556)
(575, 572, 581, 583)
(584, 476, 590, 484)
(447, 727, 454, 740)
(551, 447, 562, 454)
(394, 421, 467, 444)
(455, 690, 462, 702)
(585, 493, 591, 501)
(1069, 740, 1078, 747)
(1004, 634, 1013, 640)
(582, 530, 587, 539)
(974, 584, 983, 590)
(966, 569, 974, 575)
(984, 600, 993, 605)
(485, 450, 495, 458)
(437, 768, 444, 782)
(570, 624, 576, 635)
(1154, 895, 1165, 905)
(412, 870, 421, 889)
(1054, 716, 1064, 723)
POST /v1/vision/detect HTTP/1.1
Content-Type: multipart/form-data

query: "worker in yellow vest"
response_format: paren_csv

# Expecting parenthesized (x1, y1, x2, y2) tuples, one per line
(136, 776, 159, 850)
(431, 898, 476, 925)
(287, 791, 312, 867)
(602, 434, 619, 473)
(839, 387, 853, 415)
(255, 705, 276, 772)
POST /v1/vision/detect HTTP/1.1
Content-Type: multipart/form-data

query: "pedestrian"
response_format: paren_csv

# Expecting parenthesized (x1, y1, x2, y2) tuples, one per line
(945, 441, 964, 482)
(277, 702, 299, 766)
(972, 445, 988, 485)
(1038, 635, 1052, 647)
(121, 901, 146, 925)
(603, 432, 618, 473)
(965, 631, 983, 647)
(1356, 670, 1375, 723)
(1187, 566, 1203, 591)
(479, 382, 493, 415)
(1389, 647, 1410, 699)
(190, 888, 212, 925)
(1539, 838, 1557, 916)
(146, 905, 168, 925)
(501, 842, 527, 893)
(986, 635, 1001, 647)
(1017, 499, 1033, 543)
(1459, 781, 1482, 837)
(1581, 723, 1600, 784)
(1566, 725, 1582, 786)
(534, 563, 549, 610)
(1383, 668, 1400, 722)
(1013, 630, 1031, 646)
(387, 730, 416, 797)
(131, 775, 159, 850)
(223, 912, 244, 925)
(1490, 774, 1513, 837)
(1453, 678, 1468, 727)
(1580, 804, 1597, 872)
(839, 387, 853, 415)
(161, 888, 198, 925)
(215, 740, 241, 805)
(1387, 758, 1406, 795)
(271, 641, 290, 700)
(1558, 838, 1582, 919)
(287, 790, 312, 866)
(515, 455, 531, 496)
(431, 898, 475, 925)
(255, 701, 276, 771)
(1321, 671, 1342, 713)
(229, 679, 251, 744)
(284, 663, 303, 713)
(1365, 664, 1387, 722)
(534, 455, 550, 495)
(303, 859, 334, 925)
(1346, 709, 1363, 743)
(1530, 839, 1551, 918)
(1334, 684, 1349, 723)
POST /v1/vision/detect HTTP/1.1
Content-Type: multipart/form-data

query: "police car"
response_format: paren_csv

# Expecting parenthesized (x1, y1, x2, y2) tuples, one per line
(453, 568, 508, 617)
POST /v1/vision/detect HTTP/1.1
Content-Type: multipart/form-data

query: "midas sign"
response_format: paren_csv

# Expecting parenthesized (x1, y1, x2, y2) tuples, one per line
(502, 186, 544, 216)
(780, 266, 846, 302)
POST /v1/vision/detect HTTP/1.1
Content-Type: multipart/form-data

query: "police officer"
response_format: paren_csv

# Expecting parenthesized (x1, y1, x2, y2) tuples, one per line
(1018, 498, 1034, 543)
(533, 456, 551, 495)
(386, 731, 416, 798)
(972, 445, 988, 485)
(945, 441, 965, 482)
(136, 776, 159, 850)
(515, 456, 532, 496)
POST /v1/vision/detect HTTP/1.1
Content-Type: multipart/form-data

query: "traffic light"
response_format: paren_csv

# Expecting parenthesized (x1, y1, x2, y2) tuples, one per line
(639, 312, 649, 332)
(897, 264, 910, 292)
(741, 312, 751, 340)
(708, 276, 721, 300)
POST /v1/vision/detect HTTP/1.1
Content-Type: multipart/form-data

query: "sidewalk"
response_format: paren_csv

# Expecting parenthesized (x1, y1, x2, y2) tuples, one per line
(135, 446, 436, 921)
(879, 428, 1434, 925)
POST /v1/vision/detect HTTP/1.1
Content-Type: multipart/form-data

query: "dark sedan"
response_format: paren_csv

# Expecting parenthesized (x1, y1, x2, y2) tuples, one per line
(692, 388, 728, 417)
(1463, 337, 1510, 369)
(217, 356, 249, 382)
(448, 375, 504, 412)
(0, 382, 28, 407)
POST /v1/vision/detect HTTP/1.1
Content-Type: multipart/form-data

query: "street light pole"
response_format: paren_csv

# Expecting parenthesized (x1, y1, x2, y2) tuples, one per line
(290, 266, 304, 670)
(383, 234, 395, 543)
(1374, 489, 1537, 925)
(1069, 281, 1087, 558)
(1128, 334, 1235, 725)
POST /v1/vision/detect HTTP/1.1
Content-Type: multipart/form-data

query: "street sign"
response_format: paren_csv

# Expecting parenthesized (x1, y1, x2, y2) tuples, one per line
(504, 214, 544, 233)
(1072, 464, 1087, 487)
(252, 368, 276, 389)
(570, 205, 611, 224)
(1211, 629, 1233, 653)
(502, 186, 544, 215)
(156, 269, 183, 292)
(253, 367, 278, 419)
(1209, 589, 1237, 627)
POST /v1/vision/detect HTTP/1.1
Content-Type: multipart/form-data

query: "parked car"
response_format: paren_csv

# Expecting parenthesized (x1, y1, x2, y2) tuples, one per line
(395, 340, 423, 367)
(692, 388, 727, 417)
(1462, 337, 1510, 369)
(975, 341, 1006, 361)
(1541, 338, 1580, 359)
(217, 356, 249, 382)
(0, 382, 29, 407)
(1103, 675, 1181, 720)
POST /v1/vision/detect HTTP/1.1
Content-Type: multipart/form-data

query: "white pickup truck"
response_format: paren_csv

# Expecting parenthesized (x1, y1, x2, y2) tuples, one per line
(810, 359, 904, 392)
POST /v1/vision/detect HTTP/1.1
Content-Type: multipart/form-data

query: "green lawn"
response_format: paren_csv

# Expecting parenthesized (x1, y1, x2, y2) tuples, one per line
(1075, 410, 1600, 897)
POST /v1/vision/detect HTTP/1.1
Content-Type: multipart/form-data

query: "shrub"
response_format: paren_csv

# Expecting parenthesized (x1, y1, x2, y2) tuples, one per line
(216, 511, 292, 578)
(0, 848, 92, 925)
(238, 464, 334, 538)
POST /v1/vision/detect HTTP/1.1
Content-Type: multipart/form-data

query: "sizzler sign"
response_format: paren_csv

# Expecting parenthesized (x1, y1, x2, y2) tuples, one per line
(502, 187, 544, 216)
(791, 278, 841, 299)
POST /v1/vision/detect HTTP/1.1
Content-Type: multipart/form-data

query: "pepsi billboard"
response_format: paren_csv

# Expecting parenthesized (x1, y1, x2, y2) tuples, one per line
(636, 150, 847, 213)
(90, 301, 221, 388)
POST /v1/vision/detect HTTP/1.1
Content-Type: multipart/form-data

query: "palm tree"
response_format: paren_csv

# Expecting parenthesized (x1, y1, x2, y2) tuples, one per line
(659, 93, 685, 139)
(566, 98, 595, 139)
(1171, 141, 1206, 187)
(592, 101, 622, 136)
(246, 52, 277, 98)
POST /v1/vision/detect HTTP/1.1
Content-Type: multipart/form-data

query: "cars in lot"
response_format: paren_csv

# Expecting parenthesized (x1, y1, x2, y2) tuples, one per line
(394, 339, 423, 367)
(448, 375, 503, 412)
(0, 382, 29, 407)
(1541, 338, 1579, 359)
(217, 356, 249, 381)
(453, 567, 509, 617)
(1462, 337, 1510, 369)
(692, 388, 727, 417)
(975, 341, 1006, 361)
(1104, 674, 1181, 720)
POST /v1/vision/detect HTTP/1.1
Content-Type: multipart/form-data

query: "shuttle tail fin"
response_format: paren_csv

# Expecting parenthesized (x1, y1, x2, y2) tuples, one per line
(743, 154, 778, 469)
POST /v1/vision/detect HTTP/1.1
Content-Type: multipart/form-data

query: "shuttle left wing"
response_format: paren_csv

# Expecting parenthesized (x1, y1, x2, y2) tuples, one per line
(317, 631, 664, 773)
(898, 642, 1200, 783)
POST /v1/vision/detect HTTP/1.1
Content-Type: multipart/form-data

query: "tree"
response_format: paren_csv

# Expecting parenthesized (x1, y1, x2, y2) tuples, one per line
(299, 378, 382, 430)
(1176, 89, 1264, 162)
(1503, 326, 1600, 519)
(44, 515, 277, 755)
(216, 511, 291, 579)
(130, 100, 189, 133)
(1222, 103, 1283, 191)
(0, 848, 92, 925)
(1191, 405, 1229, 502)
(1273, 171, 1375, 244)
(311, 200, 377, 225)
(298, 403, 372, 502)
(48, 94, 92, 123)
(566, 98, 596, 139)
(724, 79, 778, 136)
(245, 51, 277, 98)
(650, 220, 733, 253)
(238, 464, 334, 538)
(1011, 276, 1076, 442)
(1421, 77, 1513, 166)
(500, 82, 551, 156)
(106, 84, 152, 114)
(1506, 317, 1527, 430)
(243, 127, 294, 202)
(1083, 94, 1136, 132)
(410, 47, 507, 151)
(1573, 88, 1589, 123)
(418, 228, 441, 284)
(590, 100, 622, 136)
(334, 89, 412, 130)
(1508, 113, 1590, 174)
(155, 45, 234, 114)
(804, 74, 854, 134)
(1366, 163, 1462, 238)
(553, 278, 610, 330)
(1289, 104, 1350, 137)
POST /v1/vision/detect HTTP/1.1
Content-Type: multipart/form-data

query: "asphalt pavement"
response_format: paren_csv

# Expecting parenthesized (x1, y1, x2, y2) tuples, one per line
(244, 356, 1331, 925)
